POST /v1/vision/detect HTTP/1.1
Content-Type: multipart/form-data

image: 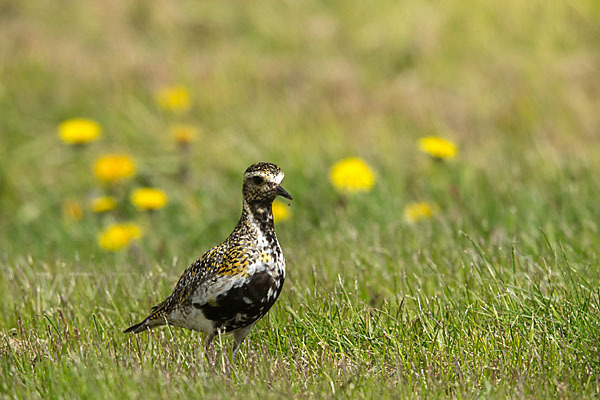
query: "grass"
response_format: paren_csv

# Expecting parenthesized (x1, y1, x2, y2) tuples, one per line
(1, 0, 600, 398)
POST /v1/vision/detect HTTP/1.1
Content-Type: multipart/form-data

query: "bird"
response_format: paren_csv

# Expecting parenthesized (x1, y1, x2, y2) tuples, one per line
(124, 162, 292, 358)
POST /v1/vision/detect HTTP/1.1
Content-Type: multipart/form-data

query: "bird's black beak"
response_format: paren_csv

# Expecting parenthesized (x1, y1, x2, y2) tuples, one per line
(275, 185, 293, 200)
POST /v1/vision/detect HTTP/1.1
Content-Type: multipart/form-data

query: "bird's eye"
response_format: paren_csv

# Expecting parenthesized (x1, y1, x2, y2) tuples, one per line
(252, 176, 264, 185)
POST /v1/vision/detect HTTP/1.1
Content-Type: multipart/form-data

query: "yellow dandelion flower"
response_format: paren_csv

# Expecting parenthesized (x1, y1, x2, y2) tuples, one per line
(329, 157, 375, 194)
(155, 85, 191, 113)
(94, 154, 136, 184)
(98, 223, 142, 251)
(170, 124, 198, 145)
(130, 188, 168, 211)
(58, 118, 101, 144)
(403, 202, 437, 223)
(417, 136, 458, 160)
(91, 196, 117, 213)
(62, 199, 83, 221)
(272, 200, 291, 223)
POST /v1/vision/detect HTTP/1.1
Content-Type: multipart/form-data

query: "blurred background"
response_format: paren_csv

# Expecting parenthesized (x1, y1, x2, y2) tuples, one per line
(2, 3, 600, 395)
(0, 0, 599, 260)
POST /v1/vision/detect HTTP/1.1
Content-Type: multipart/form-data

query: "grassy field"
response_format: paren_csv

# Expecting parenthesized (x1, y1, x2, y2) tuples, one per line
(1, 0, 600, 398)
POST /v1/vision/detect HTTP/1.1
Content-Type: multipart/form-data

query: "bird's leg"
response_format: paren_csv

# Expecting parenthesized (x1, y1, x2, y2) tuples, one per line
(205, 333, 216, 350)
(204, 332, 216, 363)
(232, 323, 254, 360)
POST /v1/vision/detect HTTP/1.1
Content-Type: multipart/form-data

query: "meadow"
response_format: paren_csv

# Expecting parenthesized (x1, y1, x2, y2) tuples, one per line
(1, 0, 600, 398)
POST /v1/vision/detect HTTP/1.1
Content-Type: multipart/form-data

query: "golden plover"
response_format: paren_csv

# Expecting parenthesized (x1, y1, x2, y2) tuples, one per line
(124, 162, 292, 358)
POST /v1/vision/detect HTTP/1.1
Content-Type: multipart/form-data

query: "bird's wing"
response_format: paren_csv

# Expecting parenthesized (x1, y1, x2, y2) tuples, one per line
(144, 246, 222, 321)
(187, 241, 255, 307)
(147, 241, 255, 320)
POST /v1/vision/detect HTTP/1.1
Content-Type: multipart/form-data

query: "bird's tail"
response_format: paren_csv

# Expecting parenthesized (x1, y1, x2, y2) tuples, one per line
(123, 319, 148, 334)
(123, 315, 165, 334)
(124, 301, 168, 333)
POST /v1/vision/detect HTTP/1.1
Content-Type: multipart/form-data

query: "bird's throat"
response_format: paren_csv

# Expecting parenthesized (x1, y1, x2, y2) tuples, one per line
(242, 200, 275, 236)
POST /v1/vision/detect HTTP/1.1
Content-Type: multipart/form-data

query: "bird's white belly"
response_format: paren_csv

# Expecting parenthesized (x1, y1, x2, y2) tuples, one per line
(168, 307, 214, 333)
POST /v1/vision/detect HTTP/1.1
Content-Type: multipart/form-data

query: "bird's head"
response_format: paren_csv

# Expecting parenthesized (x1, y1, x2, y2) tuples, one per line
(242, 162, 292, 205)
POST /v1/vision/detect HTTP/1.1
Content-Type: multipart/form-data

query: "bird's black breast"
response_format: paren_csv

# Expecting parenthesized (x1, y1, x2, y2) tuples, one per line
(193, 271, 284, 332)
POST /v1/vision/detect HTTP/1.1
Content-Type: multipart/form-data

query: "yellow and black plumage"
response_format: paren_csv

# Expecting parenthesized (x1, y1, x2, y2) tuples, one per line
(124, 162, 292, 357)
